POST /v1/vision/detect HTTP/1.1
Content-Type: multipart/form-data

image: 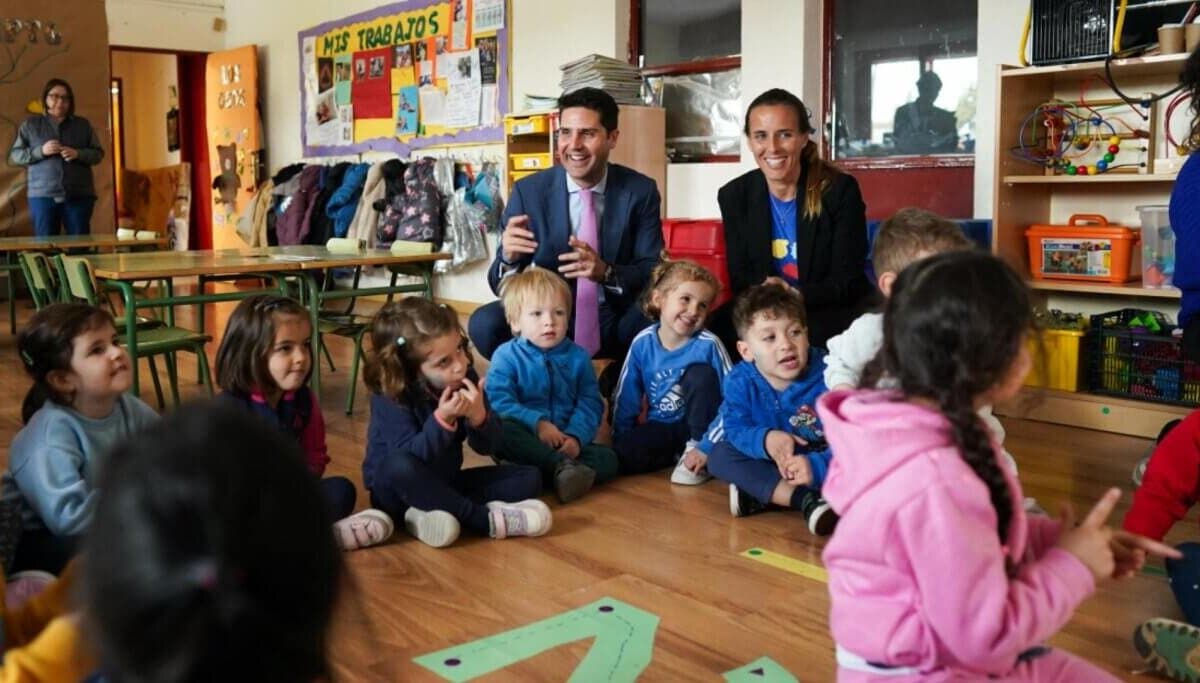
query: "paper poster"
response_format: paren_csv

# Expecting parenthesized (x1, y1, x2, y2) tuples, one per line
(451, 0, 470, 51)
(334, 55, 352, 105)
(481, 84, 498, 126)
(393, 43, 413, 67)
(473, 0, 504, 32)
(418, 59, 434, 87)
(351, 47, 393, 119)
(391, 66, 416, 92)
(434, 36, 451, 79)
(419, 85, 445, 126)
(317, 56, 334, 92)
(475, 35, 497, 84)
(396, 86, 419, 135)
(444, 48, 481, 128)
(339, 104, 354, 143)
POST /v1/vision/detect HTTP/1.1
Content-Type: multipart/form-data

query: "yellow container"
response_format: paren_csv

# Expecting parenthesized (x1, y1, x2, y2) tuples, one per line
(511, 152, 552, 170)
(504, 114, 549, 136)
(1025, 328, 1086, 392)
(509, 170, 538, 183)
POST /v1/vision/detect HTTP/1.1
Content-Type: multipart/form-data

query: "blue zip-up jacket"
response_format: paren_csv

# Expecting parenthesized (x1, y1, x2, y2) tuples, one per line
(485, 336, 603, 445)
(326, 162, 370, 238)
(611, 325, 733, 437)
(1172, 153, 1200, 326)
(1, 394, 158, 536)
(362, 367, 501, 493)
(702, 349, 832, 487)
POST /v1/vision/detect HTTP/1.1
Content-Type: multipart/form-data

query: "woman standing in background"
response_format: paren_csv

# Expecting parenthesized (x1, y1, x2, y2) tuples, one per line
(8, 78, 105, 236)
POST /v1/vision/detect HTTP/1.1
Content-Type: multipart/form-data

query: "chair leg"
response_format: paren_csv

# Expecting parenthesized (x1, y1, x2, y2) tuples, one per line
(146, 356, 166, 410)
(195, 345, 214, 396)
(165, 352, 182, 407)
(321, 336, 336, 372)
(346, 331, 364, 415)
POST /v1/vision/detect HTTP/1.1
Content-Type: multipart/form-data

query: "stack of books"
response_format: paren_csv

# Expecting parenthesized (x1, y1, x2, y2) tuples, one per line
(559, 54, 643, 104)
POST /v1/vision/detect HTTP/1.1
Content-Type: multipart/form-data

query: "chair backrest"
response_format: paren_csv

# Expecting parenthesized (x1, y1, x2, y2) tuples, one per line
(52, 254, 101, 306)
(18, 252, 59, 309)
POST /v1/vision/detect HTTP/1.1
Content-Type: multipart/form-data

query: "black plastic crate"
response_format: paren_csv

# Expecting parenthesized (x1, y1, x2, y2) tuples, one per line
(1087, 308, 1200, 406)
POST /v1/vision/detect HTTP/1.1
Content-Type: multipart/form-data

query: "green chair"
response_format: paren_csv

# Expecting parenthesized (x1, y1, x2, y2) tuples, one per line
(18, 252, 60, 310)
(52, 254, 214, 408)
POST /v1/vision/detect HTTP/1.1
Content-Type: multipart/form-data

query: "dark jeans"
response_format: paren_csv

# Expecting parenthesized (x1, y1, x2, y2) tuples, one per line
(368, 453, 541, 536)
(319, 476, 357, 521)
(1168, 542, 1200, 625)
(497, 418, 619, 485)
(707, 441, 817, 508)
(11, 527, 78, 575)
(614, 364, 721, 475)
(468, 298, 651, 361)
(29, 196, 94, 237)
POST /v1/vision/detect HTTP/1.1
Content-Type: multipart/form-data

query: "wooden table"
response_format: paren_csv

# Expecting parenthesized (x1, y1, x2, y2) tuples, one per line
(86, 246, 449, 396)
(0, 233, 170, 333)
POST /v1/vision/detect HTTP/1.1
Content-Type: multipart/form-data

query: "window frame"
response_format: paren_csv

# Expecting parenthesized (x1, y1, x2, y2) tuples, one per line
(629, 0, 743, 163)
(821, 0, 976, 171)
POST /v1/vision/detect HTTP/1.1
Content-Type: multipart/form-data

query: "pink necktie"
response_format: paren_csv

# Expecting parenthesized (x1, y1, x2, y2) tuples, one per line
(575, 188, 600, 356)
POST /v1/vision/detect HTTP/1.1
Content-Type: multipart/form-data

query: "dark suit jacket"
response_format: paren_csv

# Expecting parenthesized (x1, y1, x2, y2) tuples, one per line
(717, 167, 872, 347)
(486, 164, 663, 313)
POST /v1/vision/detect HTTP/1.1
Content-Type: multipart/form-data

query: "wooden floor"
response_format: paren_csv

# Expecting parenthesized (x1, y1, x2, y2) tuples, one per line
(0, 292, 1189, 682)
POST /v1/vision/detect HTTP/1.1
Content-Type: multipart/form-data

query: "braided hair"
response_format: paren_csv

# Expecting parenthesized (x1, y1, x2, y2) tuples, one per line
(878, 251, 1033, 542)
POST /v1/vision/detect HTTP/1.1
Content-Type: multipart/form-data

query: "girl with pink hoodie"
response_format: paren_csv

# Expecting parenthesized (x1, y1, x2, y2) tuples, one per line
(816, 251, 1178, 682)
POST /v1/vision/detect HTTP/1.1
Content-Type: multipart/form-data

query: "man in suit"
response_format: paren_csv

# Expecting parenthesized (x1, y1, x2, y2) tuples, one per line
(469, 87, 663, 362)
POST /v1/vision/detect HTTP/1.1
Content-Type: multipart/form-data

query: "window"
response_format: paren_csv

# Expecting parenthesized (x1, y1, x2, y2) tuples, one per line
(632, 0, 742, 162)
(827, 0, 977, 161)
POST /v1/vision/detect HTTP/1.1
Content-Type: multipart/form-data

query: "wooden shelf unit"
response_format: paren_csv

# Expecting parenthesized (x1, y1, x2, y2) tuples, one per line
(502, 105, 667, 215)
(993, 55, 1188, 436)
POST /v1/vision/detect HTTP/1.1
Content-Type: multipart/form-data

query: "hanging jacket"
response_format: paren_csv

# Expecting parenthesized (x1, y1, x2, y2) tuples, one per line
(817, 389, 1087, 679)
(306, 162, 350, 245)
(376, 157, 442, 247)
(325, 162, 369, 239)
(276, 165, 322, 246)
(236, 179, 274, 247)
(350, 162, 387, 247)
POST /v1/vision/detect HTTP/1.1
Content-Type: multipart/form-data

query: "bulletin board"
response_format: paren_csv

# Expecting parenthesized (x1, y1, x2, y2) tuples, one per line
(298, 0, 508, 157)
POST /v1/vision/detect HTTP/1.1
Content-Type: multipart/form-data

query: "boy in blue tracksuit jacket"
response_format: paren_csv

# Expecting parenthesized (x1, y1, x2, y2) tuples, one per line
(485, 269, 619, 504)
(704, 284, 839, 536)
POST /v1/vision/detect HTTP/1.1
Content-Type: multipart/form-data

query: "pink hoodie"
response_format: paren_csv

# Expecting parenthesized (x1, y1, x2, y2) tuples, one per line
(817, 390, 1094, 680)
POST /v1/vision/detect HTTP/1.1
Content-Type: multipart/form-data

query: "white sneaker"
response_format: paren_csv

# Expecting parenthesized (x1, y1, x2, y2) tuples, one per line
(334, 508, 396, 550)
(401, 508, 459, 548)
(670, 458, 712, 485)
(487, 499, 553, 538)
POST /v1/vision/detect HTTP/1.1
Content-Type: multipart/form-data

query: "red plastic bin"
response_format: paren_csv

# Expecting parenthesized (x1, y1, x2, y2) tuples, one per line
(662, 219, 731, 309)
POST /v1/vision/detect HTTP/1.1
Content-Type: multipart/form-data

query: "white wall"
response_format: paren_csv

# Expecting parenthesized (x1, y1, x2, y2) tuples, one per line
(974, 2, 1029, 219)
(107, 0, 226, 52)
(111, 51, 182, 170)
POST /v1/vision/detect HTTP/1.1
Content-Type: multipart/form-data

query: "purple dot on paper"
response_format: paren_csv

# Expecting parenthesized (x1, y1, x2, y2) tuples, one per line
(445, 658, 461, 667)
(599, 605, 614, 612)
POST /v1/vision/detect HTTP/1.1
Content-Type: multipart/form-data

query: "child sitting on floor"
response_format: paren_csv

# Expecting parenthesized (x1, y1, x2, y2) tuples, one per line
(3, 303, 158, 574)
(705, 284, 838, 536)
(361, 298, 550, 548)
(214, 295, 393, 551)
(485, 268, 619, 503)
(610, 259, 732, 484)
(820, 250, 1176, 681)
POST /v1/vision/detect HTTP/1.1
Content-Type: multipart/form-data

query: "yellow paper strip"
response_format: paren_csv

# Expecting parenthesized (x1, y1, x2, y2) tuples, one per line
(741, 547, 828, 583)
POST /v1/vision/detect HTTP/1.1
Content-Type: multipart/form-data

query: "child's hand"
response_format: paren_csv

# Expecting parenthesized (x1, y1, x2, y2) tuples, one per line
(682, 448, 707, 472)
(1111, 530, 1182, 579)
(435, 385, 465, 425)
(765, 430, 805, 468)
(781, 455, 812, 486)
(557, 435, 581, 459)
(537, 420, 566, 449)
(458, 377, 488, 428)
(1056, 488, 1121, 581)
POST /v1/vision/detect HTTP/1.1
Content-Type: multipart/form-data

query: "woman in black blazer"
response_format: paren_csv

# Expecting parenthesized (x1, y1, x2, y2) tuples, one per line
(712, 88, 872, 351)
